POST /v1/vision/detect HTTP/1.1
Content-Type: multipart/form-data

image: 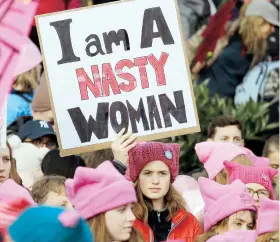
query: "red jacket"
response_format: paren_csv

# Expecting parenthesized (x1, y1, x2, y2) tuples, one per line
(134, 209, 202, 242)
(33, 0, 81, 25)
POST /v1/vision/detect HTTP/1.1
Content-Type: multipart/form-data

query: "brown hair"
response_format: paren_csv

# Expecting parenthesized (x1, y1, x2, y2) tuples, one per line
(87, 213, 143, 242)
(31, 175, 66, 204)
(208, 116, 242, 139)
(263, 135, 279, 157)
(257, 232, 278, 242)
(6, 143, 22, 185)
(13, 65, 41, 93)
(133, 181, 186, 222)
(238, 3, 269, 68)
(214, 154, 253, 185)
(80, 149, 114, 168)
(196, 211, 256, 242)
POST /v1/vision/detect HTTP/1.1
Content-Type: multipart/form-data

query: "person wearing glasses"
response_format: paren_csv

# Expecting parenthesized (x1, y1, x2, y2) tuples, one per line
(224, 161, 278, 205)
(17, 120, 57, 150)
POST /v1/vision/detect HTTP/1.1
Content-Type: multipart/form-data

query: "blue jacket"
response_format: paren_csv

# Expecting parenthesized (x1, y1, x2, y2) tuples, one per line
(7, 90, 33, 126)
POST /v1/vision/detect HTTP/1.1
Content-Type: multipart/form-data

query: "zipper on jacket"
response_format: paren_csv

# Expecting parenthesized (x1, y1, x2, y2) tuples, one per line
(157, 212, 161, 222)
(167, 214, 187, 239)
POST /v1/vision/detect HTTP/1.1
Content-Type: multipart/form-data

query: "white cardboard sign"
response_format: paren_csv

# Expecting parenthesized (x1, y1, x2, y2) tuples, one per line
(36, 0, 200, 156)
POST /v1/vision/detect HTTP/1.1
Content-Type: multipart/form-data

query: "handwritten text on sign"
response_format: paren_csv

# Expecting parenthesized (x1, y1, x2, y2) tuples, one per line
(36, 0, 199, 154)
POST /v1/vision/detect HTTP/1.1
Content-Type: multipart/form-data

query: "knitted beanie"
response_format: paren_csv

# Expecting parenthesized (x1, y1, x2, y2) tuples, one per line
(31, 73, 51, 112)
(198, 178, 257, 232)
(126, 142, 180, 182)
(224, 161, 278, 199)
(257, 197, 279, 235)
(195, 142, 247, 179)
(206, 230, 257, 242)
(0, 179, 34, 204)
(9, 206, 93, 242)
(66, 161, 136, 220)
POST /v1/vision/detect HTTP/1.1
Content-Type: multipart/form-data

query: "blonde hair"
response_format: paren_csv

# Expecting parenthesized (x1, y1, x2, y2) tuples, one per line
(263, 135, 279, 157)
(31, 175, 66, 204)
(238, 4, 269, 67)
(196, 211, 256, 242)
(257, 231, 278, 242)
(133, 181, 186, 222)
(87, 213, 143, 242)
(215, 154, 253, 185)
(13, 65, 41, 93)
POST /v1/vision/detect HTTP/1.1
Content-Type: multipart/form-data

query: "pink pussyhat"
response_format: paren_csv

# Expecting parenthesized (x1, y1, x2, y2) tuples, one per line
(242, 147, 270, 166)
(66, 161, 136, 220)
(206, 230, 257, 242)
(224, 161, 278, 199)
(195, 142, 247, 179)
(14, 37, 41, 77)
(126, 142, 180, 182)
(198, 178, 257, 232)
(257, 197, 279, 235)
(0, 179, 35, 204)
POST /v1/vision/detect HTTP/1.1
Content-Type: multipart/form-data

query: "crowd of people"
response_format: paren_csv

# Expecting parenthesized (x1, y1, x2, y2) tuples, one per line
(0, 0, 279, 241)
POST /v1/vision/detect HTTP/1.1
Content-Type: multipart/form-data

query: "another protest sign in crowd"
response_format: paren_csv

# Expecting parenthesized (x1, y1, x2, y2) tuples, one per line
(0, 0, 279, 241)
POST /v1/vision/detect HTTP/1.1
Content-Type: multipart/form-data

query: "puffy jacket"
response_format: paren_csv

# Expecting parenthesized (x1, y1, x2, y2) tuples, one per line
(134, 209, 201, 242)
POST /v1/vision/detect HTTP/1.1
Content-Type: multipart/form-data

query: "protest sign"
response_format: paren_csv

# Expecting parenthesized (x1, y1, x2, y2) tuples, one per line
(36, 0, 200, 156)
(0, 0, 38, 110)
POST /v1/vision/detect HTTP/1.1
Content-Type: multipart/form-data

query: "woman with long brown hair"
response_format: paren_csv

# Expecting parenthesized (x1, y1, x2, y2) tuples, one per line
(196, 178, 257, 242)
(125, 141, 201, 242)
(0, 143, 22, 185)
(66, 161, 143, 242)
(188, 0, 279, 98)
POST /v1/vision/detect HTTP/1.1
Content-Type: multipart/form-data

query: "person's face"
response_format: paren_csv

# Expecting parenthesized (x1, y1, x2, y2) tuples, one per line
(43, 189, 72, 209)
(0, 148, 11, 184)
(139, 161, 170, 200)
(209, 125, 244, 146)
(268, 151, 279, 171)
(246, 183, 270, 206)
(227, 210, 255, 232)
(105, 203, 135, 241)
(25, 135, 57, 150)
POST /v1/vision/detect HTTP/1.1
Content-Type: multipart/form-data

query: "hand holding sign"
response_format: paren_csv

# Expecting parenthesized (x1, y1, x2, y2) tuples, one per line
(111, 129, 137, 167)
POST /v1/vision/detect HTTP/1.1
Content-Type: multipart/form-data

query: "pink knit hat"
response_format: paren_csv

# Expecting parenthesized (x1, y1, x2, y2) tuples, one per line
(242, 147, 270, 166)
(206, 230, 257, 242)
(198, 178, 257, 232)
(195, 142, 247, 179)
(65, 161, 136, 220)
(0, 179, 35, 204)
(126, 142, 180, 182)
(224, 161, 278, 199)
(257, 198, 279, 235)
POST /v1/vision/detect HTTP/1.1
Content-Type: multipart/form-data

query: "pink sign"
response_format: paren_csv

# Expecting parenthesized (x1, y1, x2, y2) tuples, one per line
(0, 0, 38, 115)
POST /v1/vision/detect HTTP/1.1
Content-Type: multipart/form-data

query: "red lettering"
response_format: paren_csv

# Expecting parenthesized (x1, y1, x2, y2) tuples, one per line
(76, 67, 102, 100)
(134, 56, 149, 89)
(115, 59, 137, 92)
(148, 52, 169, 86)
(102, 63, 121, 97)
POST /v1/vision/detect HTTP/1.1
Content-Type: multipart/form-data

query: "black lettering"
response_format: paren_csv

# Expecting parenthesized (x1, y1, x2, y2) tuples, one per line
(50, 19, 80, 64)
(141, 7, 175, 48)
(159, 90, 187, 128)
(126, 99, 150, 133)
(85, 34, 106, 57)
(67, 104, 109, 142)
(110, 101, 129, 134)
(147, 95, 162, 130)
(103, 29, 130, 54)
